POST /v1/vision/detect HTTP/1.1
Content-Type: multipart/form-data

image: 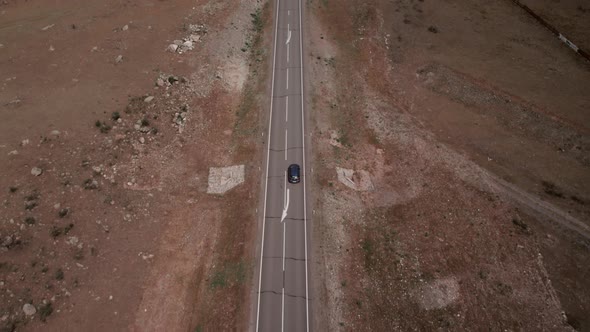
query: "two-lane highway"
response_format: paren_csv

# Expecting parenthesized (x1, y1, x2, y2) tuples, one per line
(255, 0, 310, 331)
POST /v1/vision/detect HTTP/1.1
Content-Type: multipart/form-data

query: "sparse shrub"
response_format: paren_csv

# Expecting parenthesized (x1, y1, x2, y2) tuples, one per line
(55, 268, 64, 280)
(99, 122, 112, 133)
(25, 217, 36, 225)
(9, 186, 18, 193)
(111, 111, 121, 121)
(428, 26, 439, 33)
(58, 208, 69, 218)
(95, 121, 111, 133)
(74, 250, 84, 260)
(541, 181, 564, 198)
(39, 302, 53, 322)
(50, 226, 62, 238)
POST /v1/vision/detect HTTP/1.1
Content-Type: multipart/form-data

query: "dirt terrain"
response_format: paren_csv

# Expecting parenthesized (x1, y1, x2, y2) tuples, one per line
(1, 0, 271, 331)
(306, 0, 590, 331)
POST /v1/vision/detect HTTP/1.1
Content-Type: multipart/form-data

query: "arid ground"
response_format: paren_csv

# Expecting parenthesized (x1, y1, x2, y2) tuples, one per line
(2, 0, 590, 331)
(306, 0, 590, 331)
(1, 0, 272, 331)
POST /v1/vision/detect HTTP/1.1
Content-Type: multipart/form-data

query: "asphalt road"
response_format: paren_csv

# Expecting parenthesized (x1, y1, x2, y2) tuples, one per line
(255, 0, 310, 331)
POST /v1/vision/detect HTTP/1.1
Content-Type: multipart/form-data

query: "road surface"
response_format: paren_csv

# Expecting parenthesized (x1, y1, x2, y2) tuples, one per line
(255, 0, 310, 331)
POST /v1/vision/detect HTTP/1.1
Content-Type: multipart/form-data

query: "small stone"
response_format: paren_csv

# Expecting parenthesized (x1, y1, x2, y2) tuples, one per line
(139, 137, 145, 144)
(91, 46, 98, 52)
(173, 40, 183, 46)
(49, 45, 55, 52)
(23, 303, 36, 316)
(167, 44, 178, 53)
(122, 24, 129, 31)
(144, 96, 154, 103)
(115, 55, 123, 63)
(156, 78, 165, 87)
(182, 40, 193, 48)
(41, 24, 55, 31)
(31, 167, 43, 176)
(50, 130, 61, 136)
(189, 34, 201, 42)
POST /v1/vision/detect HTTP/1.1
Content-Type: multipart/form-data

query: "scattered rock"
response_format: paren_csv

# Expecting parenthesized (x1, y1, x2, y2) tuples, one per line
(49, 45, 55, 52)
(187, 24, 207, 34)
(182, 40, 193, 48)
(22, 303, 36, 316)
(41, 24, 55, 31)
(144, 96, 154, 103)
(122, 24, 129, 31)
(31, 167, 43, 176)
(167, 44, 178, 53)
(156, 78, 166, 87)
(50, 130, 61, 136)
(115, 55, 123, 64)
(139, 137, 145, 144)
(83, 179, 99, 190)
(66, 236, 79, 246)
(189, 34, 201, 42)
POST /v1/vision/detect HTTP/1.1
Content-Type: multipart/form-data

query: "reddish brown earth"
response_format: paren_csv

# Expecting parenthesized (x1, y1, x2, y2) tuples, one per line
(0, 0, 271, 331)
(306, 0, 589, 331)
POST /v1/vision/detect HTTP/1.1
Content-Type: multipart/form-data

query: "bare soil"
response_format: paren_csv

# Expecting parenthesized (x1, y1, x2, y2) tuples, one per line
(0, 0, 271, 331)
(306, 0, 590, 331)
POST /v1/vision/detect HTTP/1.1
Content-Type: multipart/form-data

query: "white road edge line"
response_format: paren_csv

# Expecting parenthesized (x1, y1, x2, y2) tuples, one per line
(299, 0, 310, 331)
(255, 0, 280, 330)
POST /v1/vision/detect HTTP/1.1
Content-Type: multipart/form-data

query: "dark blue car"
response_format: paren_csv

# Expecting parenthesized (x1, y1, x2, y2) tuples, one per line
(288, 164, 300, 184)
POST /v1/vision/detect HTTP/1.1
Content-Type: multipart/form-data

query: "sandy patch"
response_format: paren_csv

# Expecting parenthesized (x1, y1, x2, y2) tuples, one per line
(207, 165, 245, 194)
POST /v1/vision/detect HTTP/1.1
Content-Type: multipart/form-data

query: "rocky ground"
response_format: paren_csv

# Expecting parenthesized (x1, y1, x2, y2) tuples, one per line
(306, 0, 590, 331)
(0, 0, 271, 331)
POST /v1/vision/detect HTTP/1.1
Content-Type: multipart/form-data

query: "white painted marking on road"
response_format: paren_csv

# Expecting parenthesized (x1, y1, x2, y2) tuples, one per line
(288, 10, 290, 16)
(281, 189, 290, 222)
(287, 43, 290, 63)
(285, 96, 289, 121)
(286, 24, 291, 44)
(286, 67, 289, 90)
(281, 286, 285, 332)
(256, 0, 281, 330)
(285, 129, 288, 160)
(299, 0, 310, 330)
